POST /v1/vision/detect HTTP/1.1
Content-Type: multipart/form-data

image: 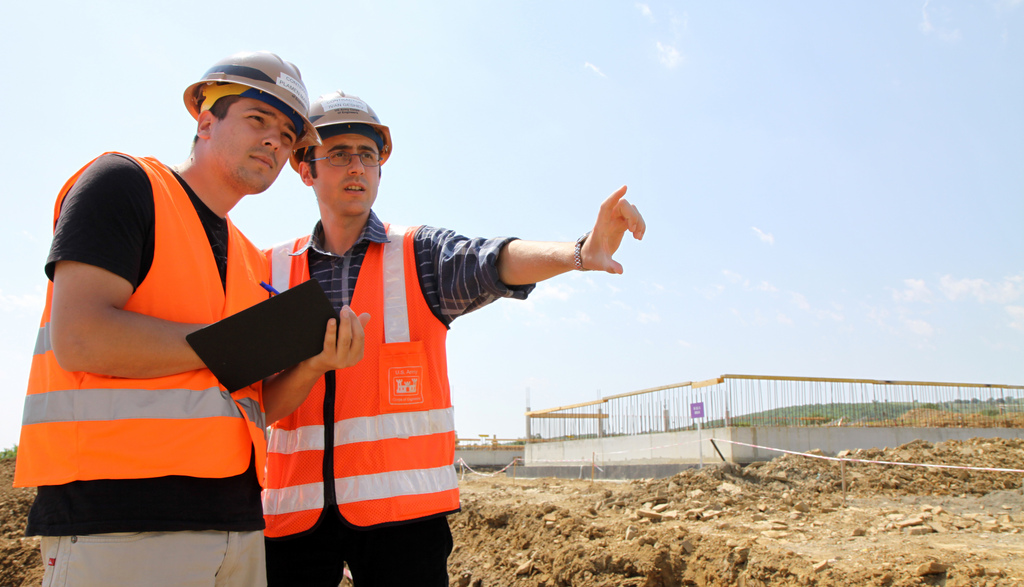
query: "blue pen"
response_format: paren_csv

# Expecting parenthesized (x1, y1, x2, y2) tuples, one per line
(260, 281, 281, 297)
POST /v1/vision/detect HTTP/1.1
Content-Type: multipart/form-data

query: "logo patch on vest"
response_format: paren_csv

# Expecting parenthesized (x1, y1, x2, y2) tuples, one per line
(387, 366, 425, 406)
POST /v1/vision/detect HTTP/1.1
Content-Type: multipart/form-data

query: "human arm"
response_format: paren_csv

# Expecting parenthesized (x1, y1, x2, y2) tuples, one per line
(49, 260, 208, 377)
(46, 156, 211, 377)
(497, 185, 645, 285)
(413, 227, 533, 326)
(262, 307, 371, 423)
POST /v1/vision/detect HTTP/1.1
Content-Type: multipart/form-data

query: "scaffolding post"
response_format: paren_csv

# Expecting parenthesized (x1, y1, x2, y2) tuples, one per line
(841, 459, 848, 507)
(525, 387, 531, 442)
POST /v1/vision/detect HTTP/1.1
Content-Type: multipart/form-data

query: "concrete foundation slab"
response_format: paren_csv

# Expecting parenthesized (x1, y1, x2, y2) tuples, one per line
(520, 427, 1024, 480)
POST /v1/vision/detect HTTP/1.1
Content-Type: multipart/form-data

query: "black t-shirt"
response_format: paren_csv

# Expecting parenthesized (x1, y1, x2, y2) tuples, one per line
(44, 154, 229, 289)
(27, 153, 263, 536)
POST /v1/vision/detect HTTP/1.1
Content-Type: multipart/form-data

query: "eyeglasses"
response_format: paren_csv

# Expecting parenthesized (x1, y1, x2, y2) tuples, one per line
(308, 151, 381, 168)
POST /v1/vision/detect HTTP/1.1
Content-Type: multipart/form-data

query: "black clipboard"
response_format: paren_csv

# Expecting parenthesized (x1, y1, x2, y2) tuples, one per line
(186, 279, 336, 392)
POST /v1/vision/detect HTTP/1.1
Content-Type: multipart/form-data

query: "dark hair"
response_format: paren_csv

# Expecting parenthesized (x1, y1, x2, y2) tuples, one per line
(301, 146, 319, 179)
(191, 95, 245, 146)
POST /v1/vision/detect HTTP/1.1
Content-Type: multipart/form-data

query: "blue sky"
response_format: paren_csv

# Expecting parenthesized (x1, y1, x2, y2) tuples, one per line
(0, 1, 1021, 449)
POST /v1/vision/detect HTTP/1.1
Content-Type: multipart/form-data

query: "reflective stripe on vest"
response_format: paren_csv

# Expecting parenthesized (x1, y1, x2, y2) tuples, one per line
(382, 225, 411, 344)
(263, 465, 458, 516)
(267, 407, 455, 455)
(22, 382, 266, 436)
(263, 481, 324, 516)
(335, 465, 458, 506)
(34, 324, 51, 356)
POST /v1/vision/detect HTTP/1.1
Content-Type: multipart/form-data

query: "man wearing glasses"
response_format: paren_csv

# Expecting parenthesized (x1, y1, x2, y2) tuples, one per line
(262, 91, 645, 587)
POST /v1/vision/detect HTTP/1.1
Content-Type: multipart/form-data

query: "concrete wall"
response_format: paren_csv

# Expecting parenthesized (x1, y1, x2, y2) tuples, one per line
(527, 428, 733, 466)
(524, 427, 1024, 468)
(455, 448, 522, 468)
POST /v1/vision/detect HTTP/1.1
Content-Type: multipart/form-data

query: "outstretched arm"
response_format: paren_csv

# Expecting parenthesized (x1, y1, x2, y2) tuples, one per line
(497, 186, 645, 286)
(262, 307, 371, 423)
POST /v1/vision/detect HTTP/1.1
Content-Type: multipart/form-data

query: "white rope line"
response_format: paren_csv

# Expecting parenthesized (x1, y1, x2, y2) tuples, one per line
(456, 457, 522, 477)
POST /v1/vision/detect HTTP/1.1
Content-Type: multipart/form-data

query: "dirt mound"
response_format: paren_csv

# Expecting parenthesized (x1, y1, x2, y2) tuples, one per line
(0, 458, 42, 587)
(449, 437, 1024, 586)
(1, 437, 1022, 586)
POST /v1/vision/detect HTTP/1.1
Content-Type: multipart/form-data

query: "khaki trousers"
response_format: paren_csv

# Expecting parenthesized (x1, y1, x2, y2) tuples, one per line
(40, 530, 266, 587)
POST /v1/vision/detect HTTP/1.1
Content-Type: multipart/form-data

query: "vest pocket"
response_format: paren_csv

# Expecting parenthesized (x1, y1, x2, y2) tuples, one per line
(378, 341, 431, 414)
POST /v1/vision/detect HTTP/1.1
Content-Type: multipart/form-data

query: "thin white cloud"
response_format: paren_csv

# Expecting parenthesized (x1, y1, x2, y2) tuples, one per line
(568, 310, 591, 324)
(892, 278, 933, 303)
(920, 0, 962, 41)
(670, 13, 689, 35)
(646, 282, 666, 293)
(790, 292, 844, 322)
(1007, 305, 1024, 331)
(939, 274, 1023, 304)
(531, 282, 575, 302)
(719, 271, 774, 293)
(696, 284, 724, 300)
(730, 307, 747, 326)
(777, 312, 793, 326)
(636, 3, 654, 21)
(920, 0, 935, 33)
(866, 305, 895, 333)
(722, 269, 744, 284)
(656, 42, 683, 68)
(792, 292, 811, 312)
(751, 226, 775, 245)
(583, 62, 607, 78)
(610, 300, 632, 312)
(0, 290, 45, 313)
(637, 311, 660, 324)
(902, 316, 935, 336)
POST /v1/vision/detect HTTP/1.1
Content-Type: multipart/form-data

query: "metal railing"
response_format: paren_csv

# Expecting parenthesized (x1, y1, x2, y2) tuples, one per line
(456, 436, 524, 450)
(524, 375, 1024, 442)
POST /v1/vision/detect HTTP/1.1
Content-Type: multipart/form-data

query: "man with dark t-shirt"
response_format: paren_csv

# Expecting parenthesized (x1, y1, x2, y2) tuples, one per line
(14, 52, 370, 587)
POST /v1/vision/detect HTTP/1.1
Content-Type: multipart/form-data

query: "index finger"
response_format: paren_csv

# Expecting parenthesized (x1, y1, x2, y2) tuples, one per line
(599, 185, 629, 215)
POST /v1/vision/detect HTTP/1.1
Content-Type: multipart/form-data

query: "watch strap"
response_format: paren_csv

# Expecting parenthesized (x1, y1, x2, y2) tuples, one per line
(574, 232, 591, 271)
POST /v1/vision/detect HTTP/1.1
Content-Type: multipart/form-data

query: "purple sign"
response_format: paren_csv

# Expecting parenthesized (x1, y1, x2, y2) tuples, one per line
(690, 402, 704, 419)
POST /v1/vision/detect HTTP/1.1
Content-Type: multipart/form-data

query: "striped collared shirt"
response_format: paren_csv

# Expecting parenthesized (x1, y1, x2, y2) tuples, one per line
(299, 211, 534, 326)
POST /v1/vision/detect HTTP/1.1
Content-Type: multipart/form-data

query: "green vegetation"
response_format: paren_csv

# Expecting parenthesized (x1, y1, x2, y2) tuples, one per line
(712, 398, 1021, 428)
(0, 445, 17, 460)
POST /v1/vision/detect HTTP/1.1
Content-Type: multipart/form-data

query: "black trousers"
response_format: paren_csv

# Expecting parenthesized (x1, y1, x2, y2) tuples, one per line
(265, 510, 453, 587)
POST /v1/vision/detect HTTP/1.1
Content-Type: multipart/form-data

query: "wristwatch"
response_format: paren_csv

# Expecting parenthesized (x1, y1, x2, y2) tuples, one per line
(574, 232, 591, 271)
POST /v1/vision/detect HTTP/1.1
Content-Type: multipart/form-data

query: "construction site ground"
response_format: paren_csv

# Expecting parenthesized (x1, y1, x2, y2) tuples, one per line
(1, 436, 1022, 586)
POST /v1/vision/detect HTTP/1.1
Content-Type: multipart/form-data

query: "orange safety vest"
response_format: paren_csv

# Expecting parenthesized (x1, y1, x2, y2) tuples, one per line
(262, 224, 459, 536)
(14, 153, 270, 488)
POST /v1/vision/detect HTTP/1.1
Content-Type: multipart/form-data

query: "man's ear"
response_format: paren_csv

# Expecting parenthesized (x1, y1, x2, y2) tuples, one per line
(298, 161, 315, 187)
(196, 110, 216, 141)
